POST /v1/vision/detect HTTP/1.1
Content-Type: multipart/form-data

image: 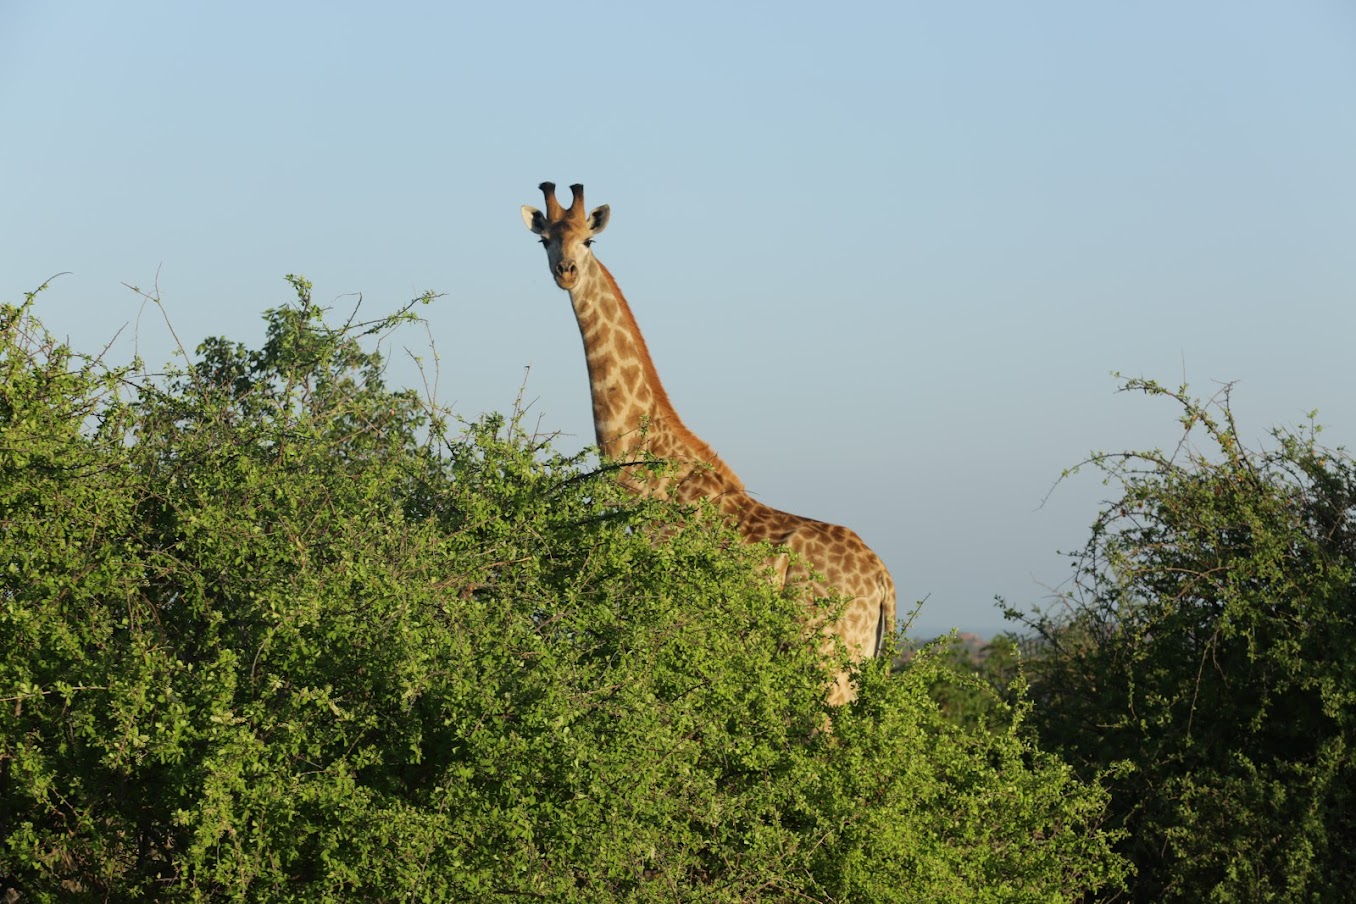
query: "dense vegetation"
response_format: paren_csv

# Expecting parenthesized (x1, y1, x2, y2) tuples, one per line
(1, 279, 1123, 902)
(10, 273, 1352, 903)
(1007, 379, 1356, 902)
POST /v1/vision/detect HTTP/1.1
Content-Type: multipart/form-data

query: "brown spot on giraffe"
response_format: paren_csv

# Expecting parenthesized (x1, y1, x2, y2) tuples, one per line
(522, 182, 897, 706)
(619, 362, 644, 391)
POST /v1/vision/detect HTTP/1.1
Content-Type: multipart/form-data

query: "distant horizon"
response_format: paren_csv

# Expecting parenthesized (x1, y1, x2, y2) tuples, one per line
(905, 622, 1021, 642)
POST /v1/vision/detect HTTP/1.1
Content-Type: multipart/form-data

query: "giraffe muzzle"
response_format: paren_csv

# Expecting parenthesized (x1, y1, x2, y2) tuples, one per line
(553, 259, 579, 287)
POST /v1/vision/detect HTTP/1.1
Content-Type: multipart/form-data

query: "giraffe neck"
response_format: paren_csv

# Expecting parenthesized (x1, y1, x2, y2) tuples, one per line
(567, 254, 745, 502)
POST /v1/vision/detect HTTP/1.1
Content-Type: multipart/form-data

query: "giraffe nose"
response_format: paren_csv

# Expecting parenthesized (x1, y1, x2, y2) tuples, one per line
(554, 259, 577, 280)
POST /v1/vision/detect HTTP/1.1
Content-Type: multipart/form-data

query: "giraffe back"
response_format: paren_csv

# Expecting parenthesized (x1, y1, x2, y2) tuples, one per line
(733, 496, 897, 705)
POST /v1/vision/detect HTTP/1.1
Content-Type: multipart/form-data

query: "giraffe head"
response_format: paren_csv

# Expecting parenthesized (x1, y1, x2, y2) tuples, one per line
(521, 182, 611, 291)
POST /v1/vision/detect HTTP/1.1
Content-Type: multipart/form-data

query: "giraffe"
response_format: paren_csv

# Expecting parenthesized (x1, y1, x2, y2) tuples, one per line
(521, 182, 896, 705)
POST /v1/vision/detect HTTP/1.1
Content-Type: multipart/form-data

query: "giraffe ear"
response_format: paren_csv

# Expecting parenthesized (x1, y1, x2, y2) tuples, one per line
(521, 205, 547, 234)
(588, 205, 610, 235)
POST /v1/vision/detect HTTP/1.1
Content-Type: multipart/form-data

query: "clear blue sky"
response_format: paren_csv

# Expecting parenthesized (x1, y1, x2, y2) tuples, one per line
(4, 2, 1354, 637)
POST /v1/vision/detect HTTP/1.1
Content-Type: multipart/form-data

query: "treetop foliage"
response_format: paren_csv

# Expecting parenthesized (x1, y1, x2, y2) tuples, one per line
(1, 278, 1124, 902)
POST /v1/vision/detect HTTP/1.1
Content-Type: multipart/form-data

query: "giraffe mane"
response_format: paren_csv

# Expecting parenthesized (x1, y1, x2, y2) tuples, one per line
(593, 259, 746, 494)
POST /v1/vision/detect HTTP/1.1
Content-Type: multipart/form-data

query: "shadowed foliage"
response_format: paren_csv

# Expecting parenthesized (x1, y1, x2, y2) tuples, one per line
(1009, 379, 1356, 903)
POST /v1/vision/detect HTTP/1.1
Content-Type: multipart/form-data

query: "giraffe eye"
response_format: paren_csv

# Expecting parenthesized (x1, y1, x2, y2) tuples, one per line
(538, 238, 548, 245)
(583, 239, 594, 248)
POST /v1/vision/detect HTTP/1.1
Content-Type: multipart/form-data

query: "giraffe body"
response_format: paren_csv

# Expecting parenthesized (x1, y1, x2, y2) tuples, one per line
(522, 183, 895, 705)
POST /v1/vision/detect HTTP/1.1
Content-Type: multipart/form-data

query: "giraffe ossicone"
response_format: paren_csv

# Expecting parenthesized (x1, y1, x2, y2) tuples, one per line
(522, 181, 896, 705)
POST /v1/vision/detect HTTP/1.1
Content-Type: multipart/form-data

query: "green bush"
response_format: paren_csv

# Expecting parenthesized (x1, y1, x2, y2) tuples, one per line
(1, 278, 1124, 901)
(1011, 379, 1356, 902)
(906, 633, 1025, 730)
